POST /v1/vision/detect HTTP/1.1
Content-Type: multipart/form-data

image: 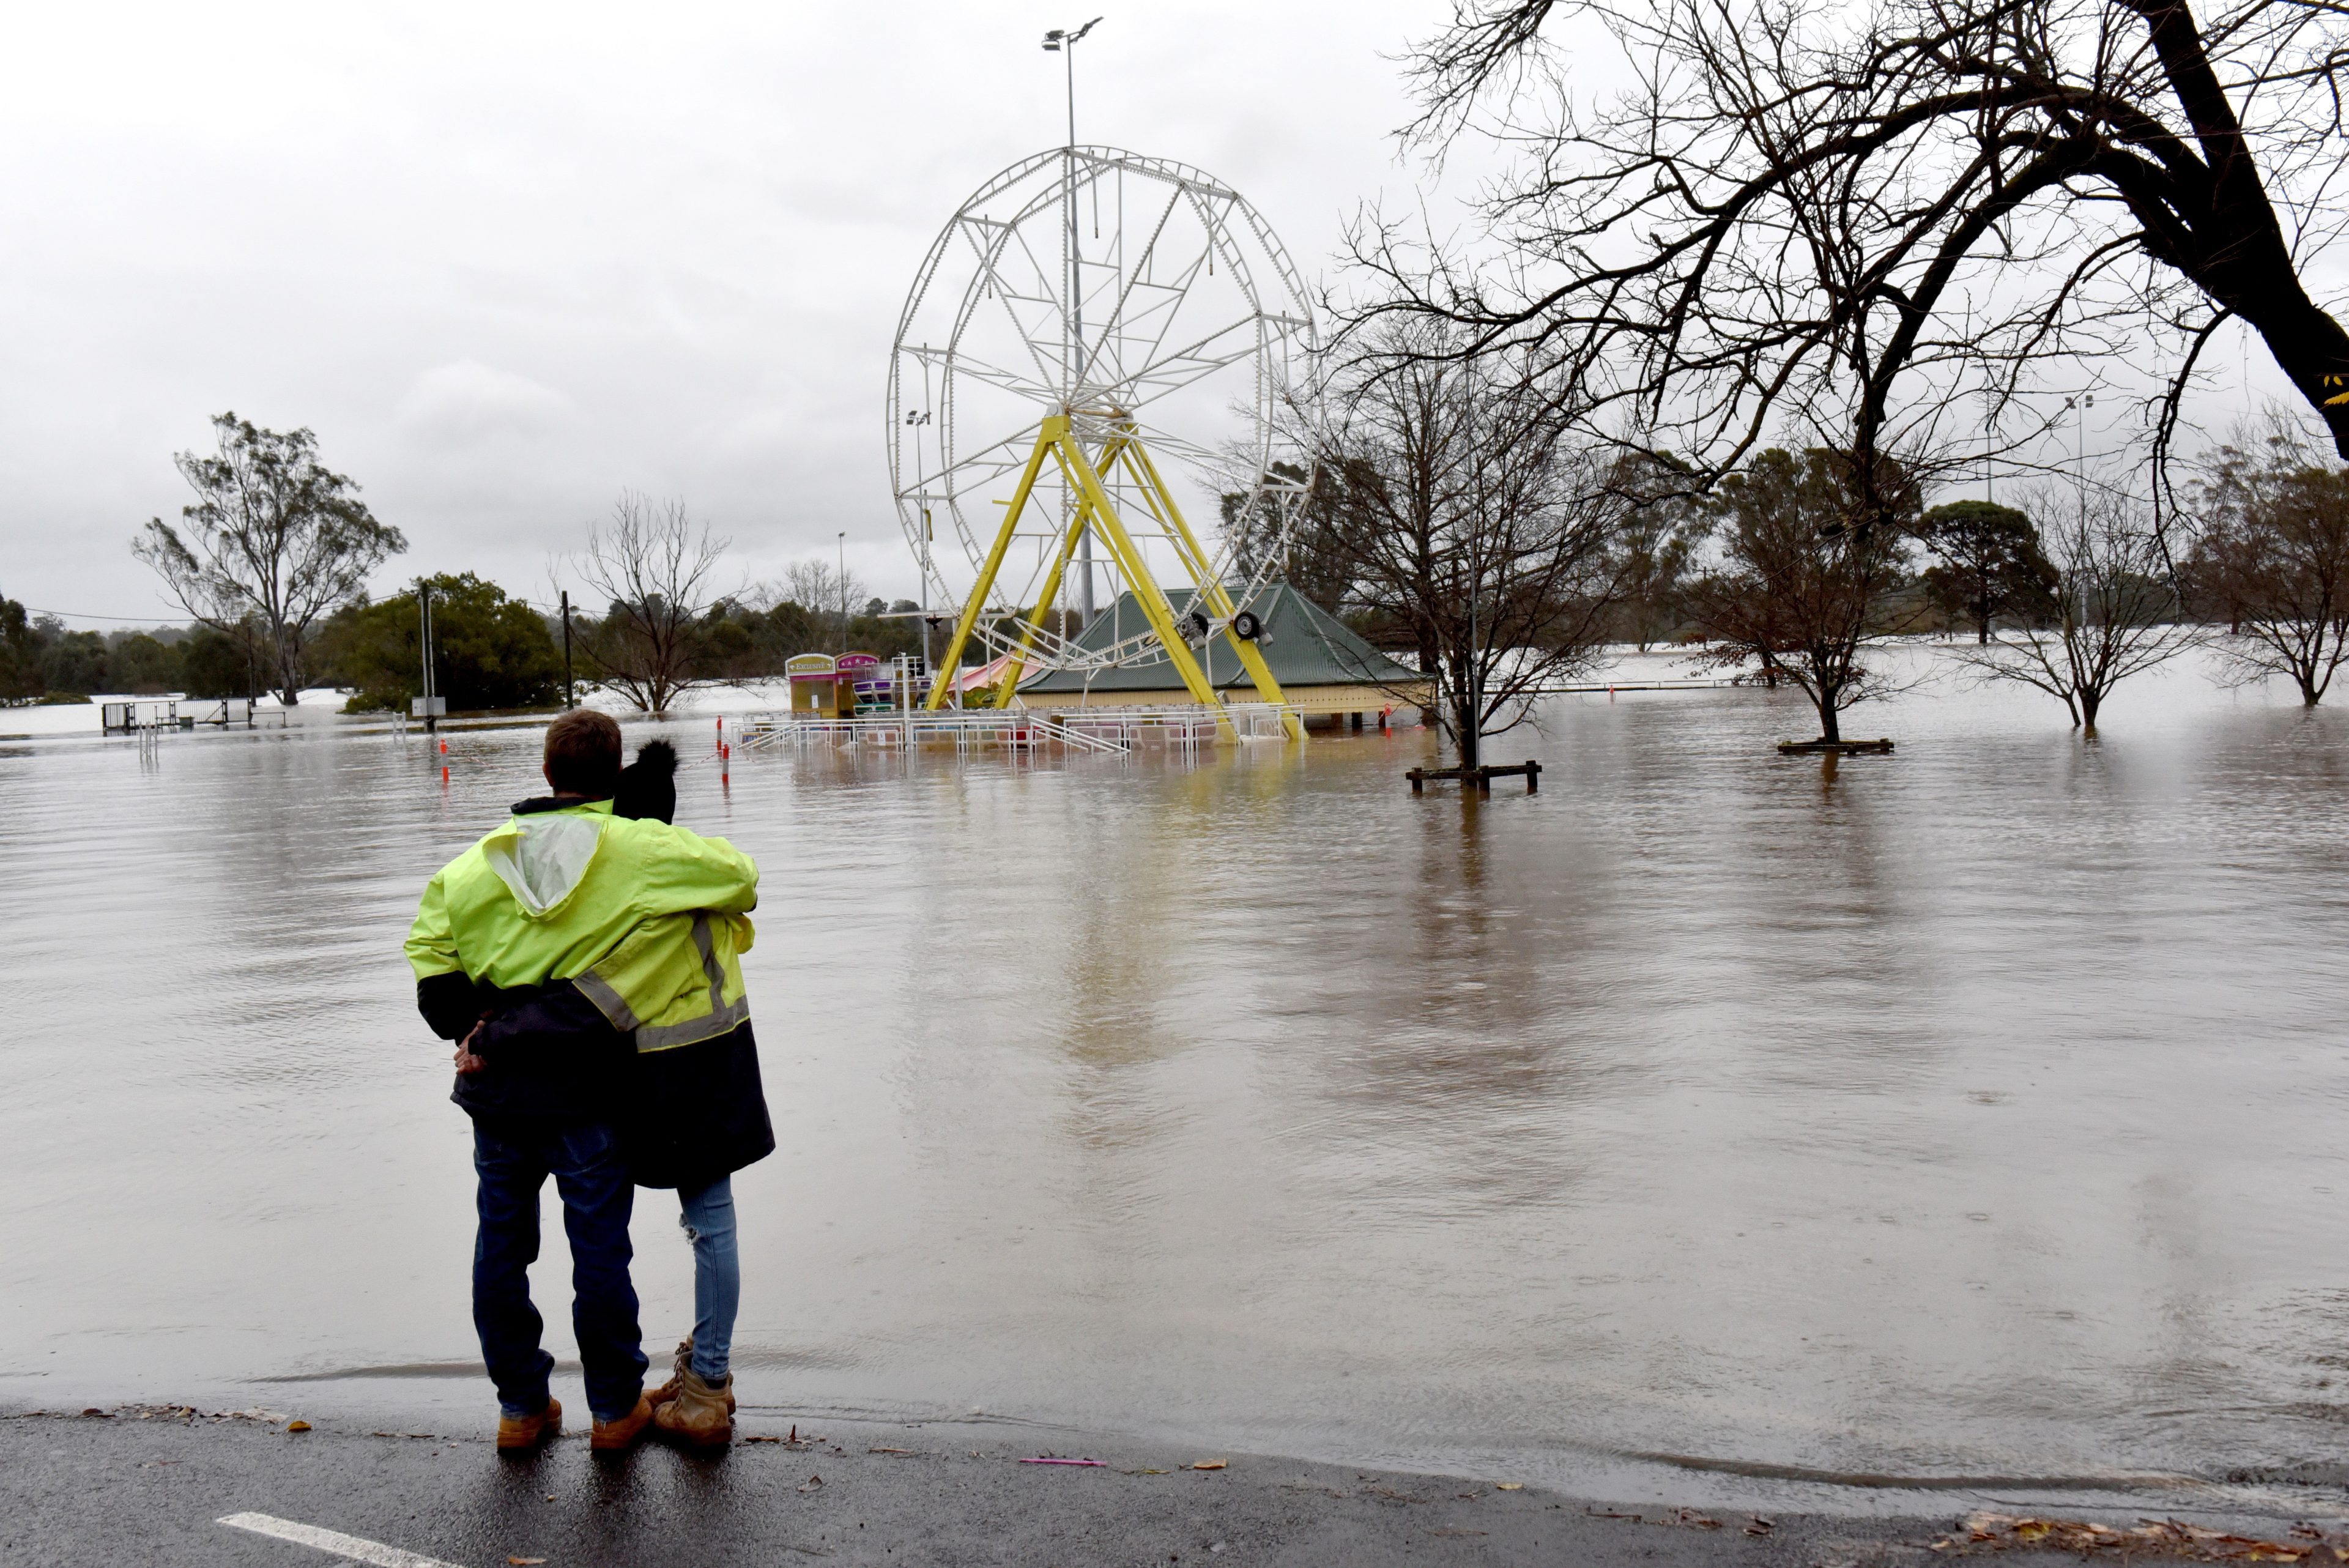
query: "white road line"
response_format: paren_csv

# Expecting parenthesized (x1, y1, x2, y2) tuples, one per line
(217, 1512, 470, 1568)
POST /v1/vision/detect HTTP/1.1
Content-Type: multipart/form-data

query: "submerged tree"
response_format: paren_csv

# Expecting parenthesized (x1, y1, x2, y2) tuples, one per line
(570, 492, 728, 715)
(2189, 426, 2349, 704)
(1919, 502, 2060, 644)
(1606, 476, 1705, 651)
(313, 573, 563, 713)
(1683, 447, 1923, 743)
(1957, 495, 2194, 729)
(1299, 320, 1631, 768)
(1368, 0, 2349, 497)
(133, 413, 406, 703)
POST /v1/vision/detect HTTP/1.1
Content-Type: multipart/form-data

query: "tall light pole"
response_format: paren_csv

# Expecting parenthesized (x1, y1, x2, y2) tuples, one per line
(2063, 393, 2095, 518)
(837, 530, 848, 655)
(1044, 17, 1104, 627)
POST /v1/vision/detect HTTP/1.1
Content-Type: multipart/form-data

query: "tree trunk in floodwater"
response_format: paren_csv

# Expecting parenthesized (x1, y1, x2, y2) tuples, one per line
(1816, 689, 1841, 744)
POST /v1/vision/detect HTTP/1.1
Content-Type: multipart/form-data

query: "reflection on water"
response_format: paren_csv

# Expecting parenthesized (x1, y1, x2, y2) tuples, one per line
(4, 650, 2349, 1504)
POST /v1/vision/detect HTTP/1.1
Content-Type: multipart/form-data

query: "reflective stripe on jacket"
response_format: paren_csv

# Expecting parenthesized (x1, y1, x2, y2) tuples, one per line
(573, 908, 754, 1053)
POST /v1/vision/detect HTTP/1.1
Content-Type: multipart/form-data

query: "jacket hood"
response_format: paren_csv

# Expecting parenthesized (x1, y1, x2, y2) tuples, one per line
(481, 803, 610, 918)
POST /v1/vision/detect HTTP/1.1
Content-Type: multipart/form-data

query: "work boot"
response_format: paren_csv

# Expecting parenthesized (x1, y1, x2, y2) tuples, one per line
(646, 1339, 694, 1409)
(589, 1395, 654, 1453)
(648, 1339, 736, 1413)
(495, 1397, 561, 1452)
(651, 1367, 733, 1447)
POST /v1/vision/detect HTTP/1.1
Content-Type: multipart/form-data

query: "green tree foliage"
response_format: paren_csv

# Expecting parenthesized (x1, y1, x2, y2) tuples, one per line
(316, 573, 562, 713)
(133, 412, 406, 704)
(39, 627, 109, 696)
(180, 625, 256, 699)
(0, 596, 43, 703)
(1684, 448, 1921, 742)
(2189, 426, 2349, 704)
(1918, 501, 2058, 644)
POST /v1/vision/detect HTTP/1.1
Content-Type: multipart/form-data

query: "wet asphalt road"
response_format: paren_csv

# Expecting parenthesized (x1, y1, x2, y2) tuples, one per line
(0, 1406, 2014, 1568)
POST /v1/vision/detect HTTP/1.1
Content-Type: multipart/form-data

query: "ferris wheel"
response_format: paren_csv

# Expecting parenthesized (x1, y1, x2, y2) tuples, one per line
(886, 146, 1317, 716)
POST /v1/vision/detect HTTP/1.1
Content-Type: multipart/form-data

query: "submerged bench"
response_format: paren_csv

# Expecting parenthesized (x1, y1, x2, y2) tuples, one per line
(1407, 760, 1542, 794)
(1776, 738, 1895, 754)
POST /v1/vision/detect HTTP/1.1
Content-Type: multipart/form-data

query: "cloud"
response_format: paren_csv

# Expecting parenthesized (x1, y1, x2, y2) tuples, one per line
(393, 359, 574, 442)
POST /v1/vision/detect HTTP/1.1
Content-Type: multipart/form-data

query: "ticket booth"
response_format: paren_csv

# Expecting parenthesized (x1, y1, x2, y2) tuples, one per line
(787, 653, 849, 716)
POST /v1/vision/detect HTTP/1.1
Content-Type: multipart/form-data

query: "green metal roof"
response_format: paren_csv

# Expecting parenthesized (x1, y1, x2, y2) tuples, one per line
(1020, 582, 1425, 694)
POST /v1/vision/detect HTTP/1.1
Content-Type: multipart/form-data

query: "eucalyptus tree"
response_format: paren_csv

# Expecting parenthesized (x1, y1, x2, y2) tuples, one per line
(133, 413, 404, 704)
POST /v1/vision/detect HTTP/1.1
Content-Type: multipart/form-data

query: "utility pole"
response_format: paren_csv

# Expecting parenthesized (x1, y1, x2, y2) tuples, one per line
(417, 584, 440, 734)
(837, 530, 848, 655)
(1044, 17, 1103, 627)
(560, 589, 574, 709)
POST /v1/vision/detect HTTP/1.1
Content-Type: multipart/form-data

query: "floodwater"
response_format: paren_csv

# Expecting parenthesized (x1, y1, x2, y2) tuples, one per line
(6, 648, 2349, 1512)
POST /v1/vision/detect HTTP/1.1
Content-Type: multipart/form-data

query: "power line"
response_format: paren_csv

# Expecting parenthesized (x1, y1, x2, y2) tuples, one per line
(21, 606, 184, 625)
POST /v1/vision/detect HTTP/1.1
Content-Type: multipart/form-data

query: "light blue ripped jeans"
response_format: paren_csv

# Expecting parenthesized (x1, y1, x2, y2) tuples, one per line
(677, 1176, 738, 1382)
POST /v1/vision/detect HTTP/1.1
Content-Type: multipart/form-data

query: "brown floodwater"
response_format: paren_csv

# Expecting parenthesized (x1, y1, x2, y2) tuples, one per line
(4, 649, 2347, 1511)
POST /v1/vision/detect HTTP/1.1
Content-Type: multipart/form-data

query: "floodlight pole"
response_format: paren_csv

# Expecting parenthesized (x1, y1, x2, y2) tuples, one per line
(560, 589, 574, 709)
(1046, 17, 1104, 628)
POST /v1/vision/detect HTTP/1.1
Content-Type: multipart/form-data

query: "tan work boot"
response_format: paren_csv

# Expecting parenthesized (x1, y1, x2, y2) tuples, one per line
(590, 1394, 654, 1453)
(651, 1367, 733, 1447)
(648, 1339, 735, 1414)
(495, 1397, 561, 1451)
(646, 1339, 694, 1409)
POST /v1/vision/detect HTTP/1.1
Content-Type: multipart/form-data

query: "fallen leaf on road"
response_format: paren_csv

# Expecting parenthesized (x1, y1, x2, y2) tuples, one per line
(286, 1421, 311, 1433)
(507, 1558, 547, 1565)
(1495, 1482, 1523, 1491)
(1190, 1459, 1227, 1471)
(1019, 1457, 1105, 1466)
(868, 1447, 915, 1455)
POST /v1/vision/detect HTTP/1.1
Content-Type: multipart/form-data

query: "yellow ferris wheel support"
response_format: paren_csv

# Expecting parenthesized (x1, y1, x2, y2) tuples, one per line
(924, 414, 1301, 739)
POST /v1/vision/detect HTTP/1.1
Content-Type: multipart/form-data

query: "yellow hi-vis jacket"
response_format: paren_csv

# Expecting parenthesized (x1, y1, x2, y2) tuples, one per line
(406, 800, 760, 1049)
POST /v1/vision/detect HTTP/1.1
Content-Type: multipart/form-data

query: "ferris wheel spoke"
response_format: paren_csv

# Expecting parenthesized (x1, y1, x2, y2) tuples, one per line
(954, 219, 1067, 396)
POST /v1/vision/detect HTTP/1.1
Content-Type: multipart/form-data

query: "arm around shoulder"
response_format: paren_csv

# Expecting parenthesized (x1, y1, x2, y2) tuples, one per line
(641, 824, 760, 916)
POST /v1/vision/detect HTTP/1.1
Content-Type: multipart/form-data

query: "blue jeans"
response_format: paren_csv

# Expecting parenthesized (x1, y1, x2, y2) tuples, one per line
(678, 1176, 738, 1381)
(472, 1121, 647, 1423)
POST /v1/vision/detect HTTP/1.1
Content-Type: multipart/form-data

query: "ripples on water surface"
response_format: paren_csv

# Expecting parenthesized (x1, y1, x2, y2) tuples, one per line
(4, 650, 2348, 1504)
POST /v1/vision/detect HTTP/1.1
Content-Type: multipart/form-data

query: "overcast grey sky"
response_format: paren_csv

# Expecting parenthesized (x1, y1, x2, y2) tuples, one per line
(0, 0, 1459, 623)
(4, 1, 2318, 629)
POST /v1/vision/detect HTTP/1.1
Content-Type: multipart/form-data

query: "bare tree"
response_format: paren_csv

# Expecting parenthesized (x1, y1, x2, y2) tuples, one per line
(1369, 0, 2349, 501)
(571, 492, 727, 715)
(1957, 492, 2195, 728)
(2189, 423, 2349, 703)
(132, 412, 405, 704)
(1300, 321, 1629, 768)
(1683, 447, 1924, 743)
(768, 559, 869, 652)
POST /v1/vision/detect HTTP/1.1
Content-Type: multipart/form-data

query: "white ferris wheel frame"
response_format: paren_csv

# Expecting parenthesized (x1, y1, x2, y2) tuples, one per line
(886, 145, 1318, 680)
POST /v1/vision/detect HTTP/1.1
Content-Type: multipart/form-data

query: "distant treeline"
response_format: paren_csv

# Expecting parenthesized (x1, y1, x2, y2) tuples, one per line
(0, 575, 935, 712)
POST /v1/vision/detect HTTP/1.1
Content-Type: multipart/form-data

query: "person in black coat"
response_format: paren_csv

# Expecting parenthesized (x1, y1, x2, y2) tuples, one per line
(612, 739, 774, 1444)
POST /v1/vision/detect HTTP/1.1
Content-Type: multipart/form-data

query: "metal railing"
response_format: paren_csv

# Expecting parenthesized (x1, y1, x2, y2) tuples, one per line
(739, 709, 1130, 756)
